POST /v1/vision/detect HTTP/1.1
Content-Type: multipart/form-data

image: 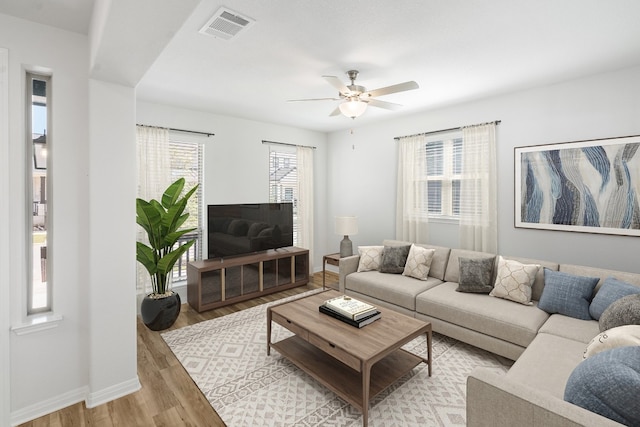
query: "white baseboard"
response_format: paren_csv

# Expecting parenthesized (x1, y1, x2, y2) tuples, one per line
(11, 386, 88, 426)
(85, 376, 141, 408)
(11, 376, 141, 426)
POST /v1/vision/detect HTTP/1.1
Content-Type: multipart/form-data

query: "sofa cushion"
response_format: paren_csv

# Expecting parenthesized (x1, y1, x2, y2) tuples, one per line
(402, 245, 435, 280)
(501, 256, 559, 301)
(560, 263, 640, 293)
(443, 248, 496, 283)
(599, 293, 640, 331)
(356, 246, 384, 272)
(564, 346, 640, 426)
(538, 268, 599, 320)
(416, 281, 549, 348)
(589, 276, 640, 320)
(490, 256, 540, 305)
(382, 240, 451, 280)
(584, 325, 640, 359)
(456, 256, 495, 293)
(506, 332, 587, 399)
(379, 245, 411, 274)
(345, 270, 442, 311)
(538, 314, 600, 344)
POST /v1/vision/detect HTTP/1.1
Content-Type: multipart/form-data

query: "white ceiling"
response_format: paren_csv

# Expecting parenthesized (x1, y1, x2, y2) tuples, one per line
(3, 0, 640, 133)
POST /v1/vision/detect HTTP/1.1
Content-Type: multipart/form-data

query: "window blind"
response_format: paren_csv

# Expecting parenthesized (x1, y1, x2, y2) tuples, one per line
(422, 132, 463, 218)
(168, 139, 204, 263)
(269, 147, 298, 245)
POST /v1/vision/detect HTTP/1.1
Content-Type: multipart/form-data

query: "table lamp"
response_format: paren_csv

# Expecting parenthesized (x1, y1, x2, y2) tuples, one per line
(335, 216, 358, 257)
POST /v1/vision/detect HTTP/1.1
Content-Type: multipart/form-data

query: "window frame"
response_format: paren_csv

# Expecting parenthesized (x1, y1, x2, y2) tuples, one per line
(268, 146, 298, 245)
(26, 72, 52, 315)
(167, 134, 204, 282)
(423, 132, 463, 221)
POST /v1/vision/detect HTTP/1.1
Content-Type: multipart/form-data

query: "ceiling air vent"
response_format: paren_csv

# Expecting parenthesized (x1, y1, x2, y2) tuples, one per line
(199, 7, 255, 40)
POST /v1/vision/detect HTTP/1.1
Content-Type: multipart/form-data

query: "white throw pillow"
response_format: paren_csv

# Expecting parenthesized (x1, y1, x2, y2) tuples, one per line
(490, 256, 540, 305)
(357, 246, 384, 272)
(584, 325, 640, 359)
(402, 245, 436, 280)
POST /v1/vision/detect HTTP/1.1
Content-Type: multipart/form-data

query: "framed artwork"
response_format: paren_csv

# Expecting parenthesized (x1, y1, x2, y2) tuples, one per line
(515, 135, 640, 236)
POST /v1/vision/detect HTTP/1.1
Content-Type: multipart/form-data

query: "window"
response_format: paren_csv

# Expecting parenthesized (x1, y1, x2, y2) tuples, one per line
(27, 73, 51, 314)
(423, 133, 462, 218)
(168, 137, 203, 282)
(268, 147, 298, 244)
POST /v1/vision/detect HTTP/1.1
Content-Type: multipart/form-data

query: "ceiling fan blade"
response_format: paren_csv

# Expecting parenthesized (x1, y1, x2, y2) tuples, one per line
(322, 75, 349, 94)
(287, 97, 341, 102)
(367, 98, 403, 111)
(363, 81, 419, 98)
(329, 106, 342, 117)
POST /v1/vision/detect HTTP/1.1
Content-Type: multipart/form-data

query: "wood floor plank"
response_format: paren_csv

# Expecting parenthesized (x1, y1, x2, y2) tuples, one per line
(16, 273, 329, 426)
(159, 364, 224, 426)
(83, 402, 115, 427)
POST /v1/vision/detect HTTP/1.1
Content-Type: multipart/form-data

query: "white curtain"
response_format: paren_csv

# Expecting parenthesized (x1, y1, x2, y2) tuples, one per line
(136, 125, 171, 293)
(296, 146, 314, 274)
(396, 135, 429, 243)
(459, 123, 498, 253)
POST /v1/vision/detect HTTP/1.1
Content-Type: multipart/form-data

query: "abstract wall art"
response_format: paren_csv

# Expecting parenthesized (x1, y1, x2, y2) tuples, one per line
(515, 135, 640, 236)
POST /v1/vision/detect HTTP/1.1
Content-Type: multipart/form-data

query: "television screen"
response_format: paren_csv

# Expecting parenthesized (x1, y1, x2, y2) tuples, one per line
(207, 203, 294, 259)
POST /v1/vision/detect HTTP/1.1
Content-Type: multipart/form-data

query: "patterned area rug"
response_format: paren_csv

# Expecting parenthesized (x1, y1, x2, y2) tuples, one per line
(162, 290, 512, 426)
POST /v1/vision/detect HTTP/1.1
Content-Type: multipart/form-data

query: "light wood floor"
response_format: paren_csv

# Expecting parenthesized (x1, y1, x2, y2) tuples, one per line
(19, 272, 334, 427)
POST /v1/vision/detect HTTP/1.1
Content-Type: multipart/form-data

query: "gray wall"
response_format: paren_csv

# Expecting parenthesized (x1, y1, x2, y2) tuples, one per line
(327, 65, 640, 273)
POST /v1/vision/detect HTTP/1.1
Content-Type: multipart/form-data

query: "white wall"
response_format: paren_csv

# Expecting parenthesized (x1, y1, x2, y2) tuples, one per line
(87, 79, 140, 407)
(2, 13, 140, 424)
(136, 102, 329, 270)
(2, 13, 91, 422)
(327, 65, 640, 273)
(1, 46, 11, 427)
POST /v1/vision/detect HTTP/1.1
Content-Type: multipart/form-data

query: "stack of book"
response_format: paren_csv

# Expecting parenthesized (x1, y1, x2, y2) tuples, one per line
(319, 295, 381, 328)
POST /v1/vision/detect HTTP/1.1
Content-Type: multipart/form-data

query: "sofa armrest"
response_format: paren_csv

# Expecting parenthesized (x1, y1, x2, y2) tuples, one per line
(467, 368, 622, 427)
(338, 255, 360, 293)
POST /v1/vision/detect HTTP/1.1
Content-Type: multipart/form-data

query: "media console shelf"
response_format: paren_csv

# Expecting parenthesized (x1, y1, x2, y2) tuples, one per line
(187, 246, 309, 312)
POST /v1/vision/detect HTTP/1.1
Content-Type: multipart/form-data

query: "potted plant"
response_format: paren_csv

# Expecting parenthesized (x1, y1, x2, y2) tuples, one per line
(136, 178, 198, 331)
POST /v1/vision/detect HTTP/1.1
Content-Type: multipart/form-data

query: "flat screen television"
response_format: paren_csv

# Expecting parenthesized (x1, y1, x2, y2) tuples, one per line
(207, 203, 294, 259)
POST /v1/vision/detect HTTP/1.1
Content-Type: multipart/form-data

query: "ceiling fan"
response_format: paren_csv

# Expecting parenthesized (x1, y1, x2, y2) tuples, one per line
(289, 70, 419, 119)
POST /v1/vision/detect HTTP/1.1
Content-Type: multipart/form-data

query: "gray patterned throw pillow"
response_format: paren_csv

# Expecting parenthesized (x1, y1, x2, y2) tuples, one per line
(599, 294, 640, 332)
(456, 257, 495, 293)
(379, 245, 411, 274)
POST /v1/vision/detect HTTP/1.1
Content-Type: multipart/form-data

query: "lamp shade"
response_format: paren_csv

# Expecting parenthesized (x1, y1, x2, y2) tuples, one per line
(339, 100, 367, 119)
(335, 216, 358, 236)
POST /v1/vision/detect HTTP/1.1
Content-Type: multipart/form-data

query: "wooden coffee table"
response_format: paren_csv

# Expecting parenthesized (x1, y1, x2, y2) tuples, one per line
(267, 290, 432, 427)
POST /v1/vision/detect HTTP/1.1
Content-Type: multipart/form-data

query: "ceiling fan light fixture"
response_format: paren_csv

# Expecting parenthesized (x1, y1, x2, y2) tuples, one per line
(339, 99, 367, 119)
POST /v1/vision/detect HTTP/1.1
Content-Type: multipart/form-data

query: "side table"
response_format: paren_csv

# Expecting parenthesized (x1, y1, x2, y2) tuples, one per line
(322, 253, 341, 290)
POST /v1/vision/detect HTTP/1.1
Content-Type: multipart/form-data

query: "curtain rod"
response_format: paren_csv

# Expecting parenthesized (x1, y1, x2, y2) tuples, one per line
(262, 140, 317, 149)
(394, 120, 501, 140)
(136, 124, 214, 137)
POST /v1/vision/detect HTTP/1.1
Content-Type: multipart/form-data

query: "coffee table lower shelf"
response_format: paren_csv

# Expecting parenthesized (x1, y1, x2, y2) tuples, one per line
(270, 335, 424, 412)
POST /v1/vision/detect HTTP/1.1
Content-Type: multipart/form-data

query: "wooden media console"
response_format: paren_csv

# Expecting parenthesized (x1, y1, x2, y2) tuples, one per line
(187, 246, 309, 312)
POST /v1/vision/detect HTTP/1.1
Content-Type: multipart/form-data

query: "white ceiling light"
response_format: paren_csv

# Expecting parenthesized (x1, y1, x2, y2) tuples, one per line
(339, 99, 368, 119)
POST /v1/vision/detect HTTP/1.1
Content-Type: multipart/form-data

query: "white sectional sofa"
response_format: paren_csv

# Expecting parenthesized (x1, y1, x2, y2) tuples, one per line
(338, 239, 640, 426)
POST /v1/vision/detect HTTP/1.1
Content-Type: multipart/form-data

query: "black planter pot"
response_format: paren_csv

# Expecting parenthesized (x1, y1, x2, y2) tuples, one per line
(141, 292, 181, 331)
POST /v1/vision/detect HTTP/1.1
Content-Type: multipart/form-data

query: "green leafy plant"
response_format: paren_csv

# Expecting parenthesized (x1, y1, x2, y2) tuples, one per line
(136, 178, 198, 296)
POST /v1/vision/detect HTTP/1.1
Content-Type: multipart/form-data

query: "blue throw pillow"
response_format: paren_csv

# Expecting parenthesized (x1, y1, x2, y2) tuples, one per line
(538, 268, 599, 320)
(564, 346, 640, 426)
(589, 277, 640, 320)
